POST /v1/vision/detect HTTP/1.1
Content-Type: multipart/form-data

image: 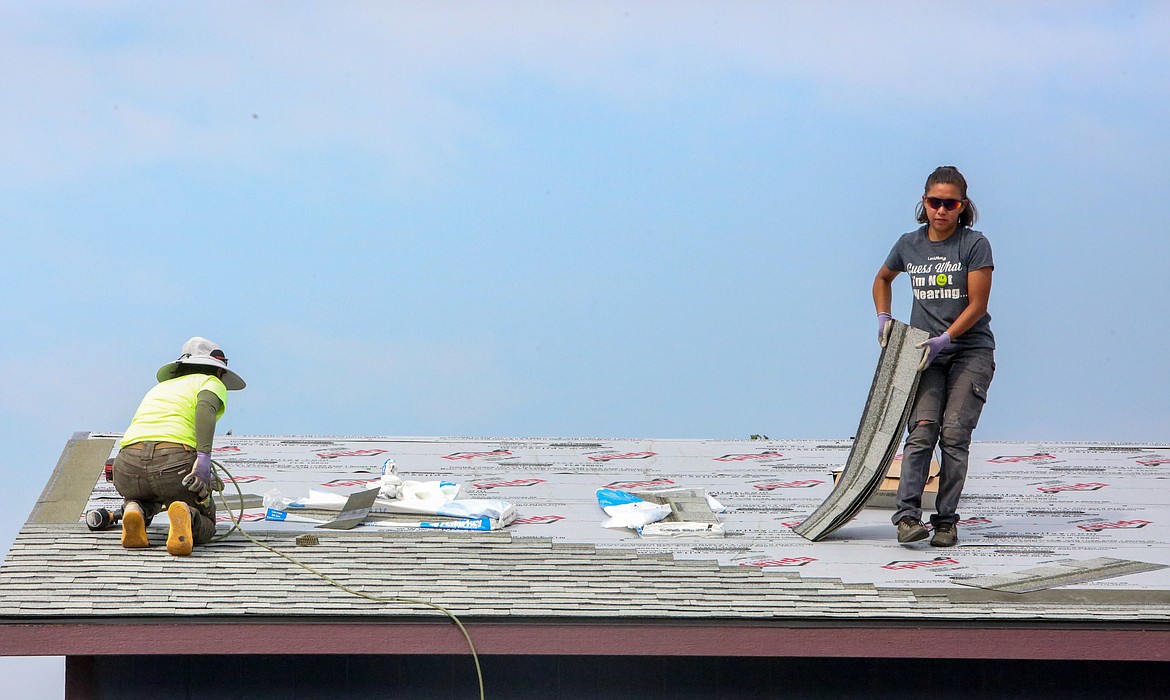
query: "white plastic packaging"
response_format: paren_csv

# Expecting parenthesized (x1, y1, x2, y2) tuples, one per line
(379, 457, 403, 499)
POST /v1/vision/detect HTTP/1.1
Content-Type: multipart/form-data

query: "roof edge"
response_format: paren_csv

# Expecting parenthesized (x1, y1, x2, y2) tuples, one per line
(28, 437, 114, 526)
(3, 620, 1170, 661)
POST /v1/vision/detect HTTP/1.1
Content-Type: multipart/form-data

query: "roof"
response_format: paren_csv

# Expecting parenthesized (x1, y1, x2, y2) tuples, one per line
(2, 433, 1170, 659)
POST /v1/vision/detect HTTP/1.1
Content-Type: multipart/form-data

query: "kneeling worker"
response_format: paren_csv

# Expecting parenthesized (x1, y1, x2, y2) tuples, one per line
(113, 337, 245, 555)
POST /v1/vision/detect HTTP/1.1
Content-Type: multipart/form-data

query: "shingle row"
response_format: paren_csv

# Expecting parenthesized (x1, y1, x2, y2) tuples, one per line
(2, 526, 1169, 623)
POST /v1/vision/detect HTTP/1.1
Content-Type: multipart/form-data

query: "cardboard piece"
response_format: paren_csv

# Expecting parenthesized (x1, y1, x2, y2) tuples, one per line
(832, 457, 941, 510)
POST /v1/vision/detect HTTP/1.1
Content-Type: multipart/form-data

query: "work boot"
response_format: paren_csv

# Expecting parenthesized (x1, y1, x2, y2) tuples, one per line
(121, 502, 149, 548)
(896, 516, 929, 543)
(166, 501, 194, 556)
(931, 522, 958, 547)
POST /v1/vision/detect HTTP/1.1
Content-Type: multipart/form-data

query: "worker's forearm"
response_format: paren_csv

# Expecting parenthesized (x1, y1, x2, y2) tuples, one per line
(872, 277, 893, 314)
(195, 390, 222, 453)
(945, 302, 987, 340)
(946, 268, 992, 339)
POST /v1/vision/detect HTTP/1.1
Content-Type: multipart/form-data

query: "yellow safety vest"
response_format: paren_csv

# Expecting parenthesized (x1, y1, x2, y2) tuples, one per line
(121, 375, 228, 448)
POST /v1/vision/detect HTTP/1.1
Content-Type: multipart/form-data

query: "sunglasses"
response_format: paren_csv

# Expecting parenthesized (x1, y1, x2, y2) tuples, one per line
(924, 196, 964, 211)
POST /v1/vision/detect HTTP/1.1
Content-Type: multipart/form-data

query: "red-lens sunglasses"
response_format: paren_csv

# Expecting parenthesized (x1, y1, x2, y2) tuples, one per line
(924, 196, 964, 211)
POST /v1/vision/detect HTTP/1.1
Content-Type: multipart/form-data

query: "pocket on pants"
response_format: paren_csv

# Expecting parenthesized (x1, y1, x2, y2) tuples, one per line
(957, 382, 989, 430)
(148, 456, 197, 502)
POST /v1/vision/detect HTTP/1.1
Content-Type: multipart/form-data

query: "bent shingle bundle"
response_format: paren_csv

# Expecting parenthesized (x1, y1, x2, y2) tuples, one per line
(793, 321, 927, 542)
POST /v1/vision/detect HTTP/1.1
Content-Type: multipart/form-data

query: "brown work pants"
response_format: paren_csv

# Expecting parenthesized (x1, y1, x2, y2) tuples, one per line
(112, 442, 218, 545)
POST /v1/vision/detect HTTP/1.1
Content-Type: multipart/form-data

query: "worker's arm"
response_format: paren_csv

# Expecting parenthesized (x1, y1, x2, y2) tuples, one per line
(194, 390, 223, 453)
(945, 266, 993, 340)
(872, 265, 900, 315)
(917, 266, 994, 369)
(873, 265, 900, 345)
(184, 390, 223, 500)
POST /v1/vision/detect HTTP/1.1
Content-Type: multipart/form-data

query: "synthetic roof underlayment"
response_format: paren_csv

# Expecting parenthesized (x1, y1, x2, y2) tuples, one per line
(2, 433, 1170, 660)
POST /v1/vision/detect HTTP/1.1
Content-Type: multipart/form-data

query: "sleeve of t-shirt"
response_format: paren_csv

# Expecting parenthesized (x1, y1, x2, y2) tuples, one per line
(197, 375, 229, 417)
(883, 236, 906, 272)
(968, 234, 995, 271)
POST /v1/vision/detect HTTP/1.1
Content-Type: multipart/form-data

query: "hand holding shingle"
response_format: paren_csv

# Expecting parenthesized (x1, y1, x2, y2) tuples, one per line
(916, 332, 952, 370)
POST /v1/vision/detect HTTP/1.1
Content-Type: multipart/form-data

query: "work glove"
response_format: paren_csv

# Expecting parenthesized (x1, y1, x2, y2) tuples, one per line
(877, 313, 893, 348)
(183, 451, 213, 500)
(917, 332, 952, 370)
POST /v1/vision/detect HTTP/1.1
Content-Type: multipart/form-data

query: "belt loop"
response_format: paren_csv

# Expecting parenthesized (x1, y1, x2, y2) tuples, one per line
(142, 442, 155, 459)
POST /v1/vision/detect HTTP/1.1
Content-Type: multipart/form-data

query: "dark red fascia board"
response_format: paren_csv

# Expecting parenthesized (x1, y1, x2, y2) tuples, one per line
(3, 620, 1170, 661)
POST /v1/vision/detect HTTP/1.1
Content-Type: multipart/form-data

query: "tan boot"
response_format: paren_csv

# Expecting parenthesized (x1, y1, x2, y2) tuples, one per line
(121, 502, 150, 548)
(166, 501, 194, 556)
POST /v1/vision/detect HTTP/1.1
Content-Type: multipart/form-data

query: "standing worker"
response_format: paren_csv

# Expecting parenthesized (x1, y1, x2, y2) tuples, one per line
(873, 165, 995, 547)
(113, 337, 245, 556)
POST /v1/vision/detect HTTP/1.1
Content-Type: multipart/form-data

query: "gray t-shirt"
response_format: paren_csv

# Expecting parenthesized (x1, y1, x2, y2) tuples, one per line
(884, 225, 995, 352)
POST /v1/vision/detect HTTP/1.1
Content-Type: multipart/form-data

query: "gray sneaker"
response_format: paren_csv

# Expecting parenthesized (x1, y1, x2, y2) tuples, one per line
(896, 516, 929, 543)
(930, 522, 958, 547)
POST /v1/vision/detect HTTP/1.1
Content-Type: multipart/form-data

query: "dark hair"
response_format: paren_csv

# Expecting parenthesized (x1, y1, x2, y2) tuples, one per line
(174, 363, 224, 379)
(915, 165, 979, 227)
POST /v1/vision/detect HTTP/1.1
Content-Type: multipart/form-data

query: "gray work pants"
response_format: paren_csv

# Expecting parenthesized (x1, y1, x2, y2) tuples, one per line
(112, 442, 218, 544)
(892, 347, 995, 527)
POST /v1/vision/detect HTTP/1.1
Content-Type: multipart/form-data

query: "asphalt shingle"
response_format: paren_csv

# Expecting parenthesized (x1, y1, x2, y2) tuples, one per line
(3, 434, 1170, 639)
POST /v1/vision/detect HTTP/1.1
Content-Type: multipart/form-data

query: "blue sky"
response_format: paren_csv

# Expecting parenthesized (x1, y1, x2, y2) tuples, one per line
(2, 2, 1169, 695)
